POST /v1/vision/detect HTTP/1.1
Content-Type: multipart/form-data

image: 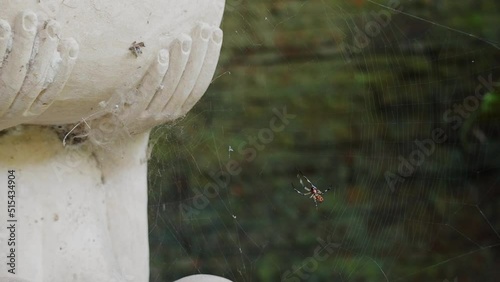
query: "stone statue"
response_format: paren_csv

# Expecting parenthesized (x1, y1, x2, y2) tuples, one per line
(0, 0, 228, 281)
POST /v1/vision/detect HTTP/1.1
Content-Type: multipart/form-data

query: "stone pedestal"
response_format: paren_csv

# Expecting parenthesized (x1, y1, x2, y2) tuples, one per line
(0, 0, 227, 281)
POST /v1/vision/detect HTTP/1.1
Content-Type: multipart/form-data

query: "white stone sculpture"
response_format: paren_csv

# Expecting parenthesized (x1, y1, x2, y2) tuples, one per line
(0, 0, 227, 281)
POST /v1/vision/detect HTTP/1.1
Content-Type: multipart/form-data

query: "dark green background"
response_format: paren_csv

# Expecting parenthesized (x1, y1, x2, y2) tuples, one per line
(148, 1, 500, 281)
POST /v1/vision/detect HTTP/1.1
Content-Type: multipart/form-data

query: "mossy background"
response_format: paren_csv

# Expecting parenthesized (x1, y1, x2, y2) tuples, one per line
(148, 1, 500, 281)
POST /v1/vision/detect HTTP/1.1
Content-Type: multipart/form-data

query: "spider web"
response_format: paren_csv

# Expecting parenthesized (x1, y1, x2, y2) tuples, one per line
(147, 1, 500, 281)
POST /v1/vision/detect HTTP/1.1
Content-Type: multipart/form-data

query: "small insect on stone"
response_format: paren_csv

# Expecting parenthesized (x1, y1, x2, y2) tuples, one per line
(129, 41, 145, 57)
(292, 170, 332, 210)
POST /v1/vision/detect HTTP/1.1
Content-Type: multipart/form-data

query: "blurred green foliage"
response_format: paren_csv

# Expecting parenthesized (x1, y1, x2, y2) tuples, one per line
(148, 1, 500, 281)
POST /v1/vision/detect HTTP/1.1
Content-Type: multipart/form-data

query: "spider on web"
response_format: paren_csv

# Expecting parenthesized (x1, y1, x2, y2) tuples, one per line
(292, 170, 331, 209)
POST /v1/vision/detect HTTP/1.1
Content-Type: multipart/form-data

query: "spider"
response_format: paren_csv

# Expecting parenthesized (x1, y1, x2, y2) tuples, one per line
(292, 170, 331, 209)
